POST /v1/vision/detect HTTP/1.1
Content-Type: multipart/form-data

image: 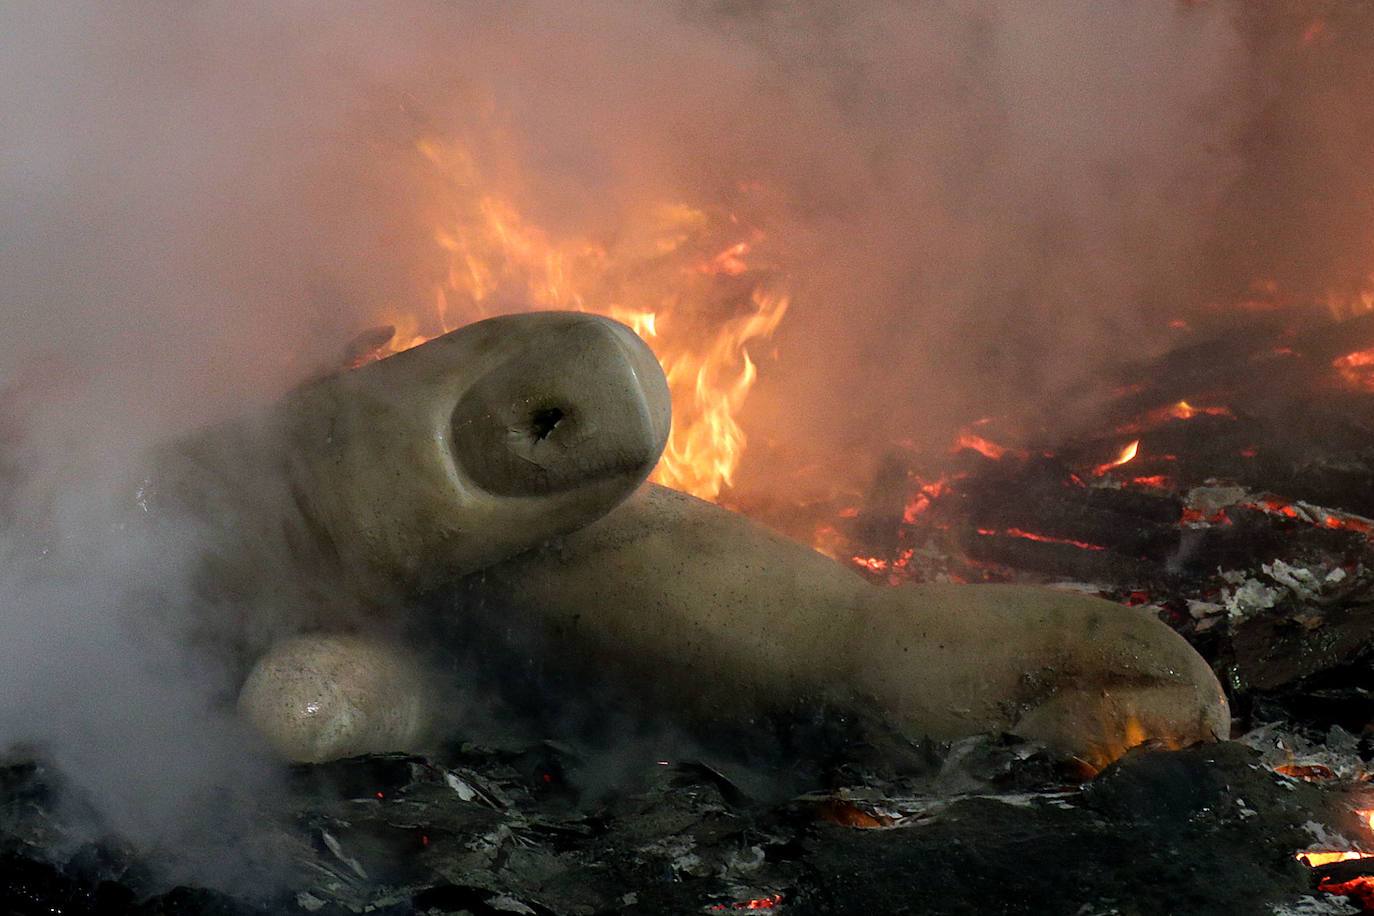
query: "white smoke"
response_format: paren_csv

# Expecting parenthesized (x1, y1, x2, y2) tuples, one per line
(0, 0, 1355, 893)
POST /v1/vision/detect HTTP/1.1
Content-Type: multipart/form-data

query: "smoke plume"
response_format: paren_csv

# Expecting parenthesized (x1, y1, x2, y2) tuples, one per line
(0, 0, 1366, 893)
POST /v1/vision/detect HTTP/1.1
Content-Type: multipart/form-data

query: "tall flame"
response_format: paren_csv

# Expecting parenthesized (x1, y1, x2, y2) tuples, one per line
(375, 137, 789, 501)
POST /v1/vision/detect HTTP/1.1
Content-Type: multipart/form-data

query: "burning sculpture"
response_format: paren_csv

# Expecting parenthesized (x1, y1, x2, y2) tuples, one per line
(196, 311, 1230, 766)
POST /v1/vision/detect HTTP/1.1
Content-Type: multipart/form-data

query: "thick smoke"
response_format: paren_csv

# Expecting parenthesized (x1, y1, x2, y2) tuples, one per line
(0, 0, 1361, 893)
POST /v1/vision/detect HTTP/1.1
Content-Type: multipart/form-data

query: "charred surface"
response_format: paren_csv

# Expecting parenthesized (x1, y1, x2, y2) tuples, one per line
(0, 738, 1357, 915)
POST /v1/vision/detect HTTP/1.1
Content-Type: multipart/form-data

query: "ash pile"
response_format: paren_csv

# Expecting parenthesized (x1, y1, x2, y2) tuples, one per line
(0, 727, 1359, 915)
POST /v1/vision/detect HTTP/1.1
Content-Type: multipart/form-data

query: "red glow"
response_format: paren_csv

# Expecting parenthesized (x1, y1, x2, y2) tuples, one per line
(1274, 763, 1337, 781)
(1129, 475, 1173, 489)
(953, 430, 1024, 461)
(1301, 851, 1374, 868)
(699, 241, 752, 277)
(1090, 440, 1139, 476)
(1117, 400, 1233, 434)
(903, 477, 953, 522)
(1301, 18, 1328, 47)
(1318, 876, 1374, 908)
(1335, 348, 1374, 392)
(1330, 515, 1374, 534)
(1181, 507, 1230, 525)
(976, 528, 1106, 551)
(1238, 494, 1374, 540)
(711, 894, 784, 910)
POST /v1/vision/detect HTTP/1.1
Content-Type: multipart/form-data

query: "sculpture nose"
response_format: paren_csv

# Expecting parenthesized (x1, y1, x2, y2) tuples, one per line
(449, 315, 671, 497)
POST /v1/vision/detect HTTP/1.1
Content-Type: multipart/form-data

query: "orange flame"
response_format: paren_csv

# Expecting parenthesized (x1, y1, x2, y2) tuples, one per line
(1335, 347, 1374, 392)
(710, 895, 784, 911)
(952, 430, 1025, 461)
(1296, 808, 1374, 897)
(378, 136, 789, 502)
(654, 288, 789, 499)
(1300, 850, 1374, 868)
(1091, 440, 1139, 476)
(1073, 713, 1181, 777)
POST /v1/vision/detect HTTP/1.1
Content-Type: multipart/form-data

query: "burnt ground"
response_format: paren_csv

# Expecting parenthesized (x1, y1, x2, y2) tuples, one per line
(12, 315, 1374, 914)
(0, 732, 1365, 916)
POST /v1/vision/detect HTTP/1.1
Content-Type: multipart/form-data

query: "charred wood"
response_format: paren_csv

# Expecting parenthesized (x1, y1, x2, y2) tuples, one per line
(1054, 311, 1374, 442)
(1222, 600, 1374, 695)
(961, 532, 1171, 586)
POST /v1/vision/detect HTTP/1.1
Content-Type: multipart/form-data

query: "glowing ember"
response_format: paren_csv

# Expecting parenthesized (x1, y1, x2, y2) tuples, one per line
(1242, 494, 1374, 538)
(1274, 763, 1337, 781)
(1181, 506, 1230, 526)
(1090, 440, 1139, 476)
(1297, 810, 1374, 909)
(710, 894, 784, 911)
(817, 797, 895, 829)
(952, 429, 1025, 461)
(975, 528, 1106, 551)
(1116, 400, 1234, 434)
(1319, 876, 1374, 908)
(1299, 850, 1374, 868)
(1074, 714, 1181, 776)
(1335, 347, 1374, 392)
(903, 477, 953, 522)
(375, 136, 790, 502)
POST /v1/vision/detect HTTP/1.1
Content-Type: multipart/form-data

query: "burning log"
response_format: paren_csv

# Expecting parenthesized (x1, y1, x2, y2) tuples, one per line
(1059, 310, 1374, 446)
(461, 483, 1229, 766)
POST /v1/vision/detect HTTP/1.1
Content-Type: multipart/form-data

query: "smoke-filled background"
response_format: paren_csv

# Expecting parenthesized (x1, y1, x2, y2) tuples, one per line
(2, 0, 1372, 893)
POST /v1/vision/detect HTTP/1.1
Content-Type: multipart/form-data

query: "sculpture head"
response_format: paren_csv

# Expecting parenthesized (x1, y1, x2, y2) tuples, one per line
(279, 311, 672, 595)
(157, 311, 670, 629)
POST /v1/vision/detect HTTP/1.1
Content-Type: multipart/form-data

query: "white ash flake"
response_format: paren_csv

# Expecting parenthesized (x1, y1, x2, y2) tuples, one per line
(1269, 896, 1362, 915)
(1188, 599, 1224, 619)
(320, 829, 368, 880)
(1185, 485, 1250, 523)
(295, 892, 327, 912)
(1301, 819, 1363, 853)
(1212, 557, 1351, 622)
(819, 790, 1072, 828)
(445, 771, 479, 801)
(723, 844, 767, 875)
(1240, 723, 1367, 782)
(1263, 559, 1344, 601)
(1225, 578, 1283, 619)
(644, 834, 710, 878)
(442, 767, 510, 808)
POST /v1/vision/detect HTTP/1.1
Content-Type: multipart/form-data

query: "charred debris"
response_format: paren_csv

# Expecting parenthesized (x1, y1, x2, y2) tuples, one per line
(11, 313, 1374, 913)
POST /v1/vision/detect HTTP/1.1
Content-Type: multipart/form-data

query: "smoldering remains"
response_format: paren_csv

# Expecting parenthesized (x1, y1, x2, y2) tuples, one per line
(0, 312, 1314, 916)
(7, 1, 1374, 913)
